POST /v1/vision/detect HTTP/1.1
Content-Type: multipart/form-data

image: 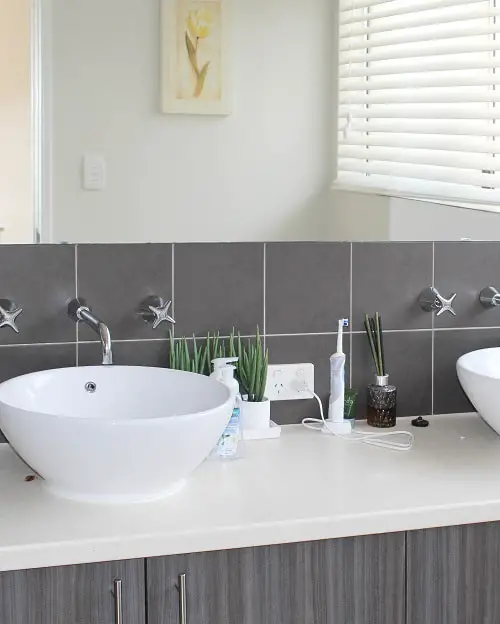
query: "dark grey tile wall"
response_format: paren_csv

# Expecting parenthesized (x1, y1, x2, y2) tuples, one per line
(0, 240, 498, 444)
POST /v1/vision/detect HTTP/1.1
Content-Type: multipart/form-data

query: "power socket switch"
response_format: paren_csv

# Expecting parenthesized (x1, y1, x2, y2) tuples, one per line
(265, 363, 314, 401)
(82, 154, 106, 191)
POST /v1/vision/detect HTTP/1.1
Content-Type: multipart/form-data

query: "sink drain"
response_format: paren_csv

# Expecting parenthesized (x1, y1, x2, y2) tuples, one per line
(85, 381, 97, 393)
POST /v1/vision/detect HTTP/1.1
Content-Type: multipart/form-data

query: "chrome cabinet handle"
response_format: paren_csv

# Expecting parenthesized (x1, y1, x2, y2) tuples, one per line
(418, 287, 457, 316)
(113, 578, 123, 624)
(177, 573, 187, 624)
(0, 298, 23, 333)
(138, 295, 175, 329)
(480, 286, 500, 308)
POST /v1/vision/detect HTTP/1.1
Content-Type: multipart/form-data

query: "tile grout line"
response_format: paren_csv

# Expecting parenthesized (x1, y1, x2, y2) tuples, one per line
(0, 326, 497, 352)
(431, 241, 435, 416)
(0, 342, 79, 349)
(176, 334, 256, 342)
(349, 242, 353, 388)
(433, 326, 500, 332)
(263, 243, 267, 350)
(75, 244, 79, 366)
(79, 338, 173, 345)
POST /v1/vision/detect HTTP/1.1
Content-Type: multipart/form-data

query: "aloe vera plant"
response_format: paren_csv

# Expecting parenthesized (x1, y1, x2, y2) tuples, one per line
(169, 331, 226, 375)
(229, 327, 268, 403)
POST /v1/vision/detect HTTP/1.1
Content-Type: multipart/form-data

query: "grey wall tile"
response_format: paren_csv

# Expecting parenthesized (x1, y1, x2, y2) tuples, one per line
(77, 244, 173, 341)
(352, 243, 433, 331)
(0, 245, 76, 345)
(267, 334, 349, 425)
(434, 329, 500, 414)
(266, 243, 350, 335)
(174, 243, 264, 337)
(434, 242, 500, 328)
(0, 343, 77, 443)
(78, 340, 170, 368)
(351, 331, 432, 419)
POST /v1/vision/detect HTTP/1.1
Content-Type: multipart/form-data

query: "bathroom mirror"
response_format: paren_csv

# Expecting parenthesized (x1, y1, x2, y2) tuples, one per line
(3, 0, 500, 244)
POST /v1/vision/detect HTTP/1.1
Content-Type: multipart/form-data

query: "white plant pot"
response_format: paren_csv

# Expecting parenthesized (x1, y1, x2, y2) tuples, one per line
(240, 398, 271, 431)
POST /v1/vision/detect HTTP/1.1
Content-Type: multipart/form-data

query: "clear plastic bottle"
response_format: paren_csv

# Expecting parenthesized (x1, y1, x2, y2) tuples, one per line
(210, 359, 243, 460)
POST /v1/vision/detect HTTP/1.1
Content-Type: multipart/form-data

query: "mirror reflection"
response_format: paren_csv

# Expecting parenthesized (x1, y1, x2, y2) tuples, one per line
(4, 0, 500, 244)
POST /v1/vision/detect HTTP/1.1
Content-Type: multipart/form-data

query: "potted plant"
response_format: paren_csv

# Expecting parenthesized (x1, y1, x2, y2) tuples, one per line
(230, 328, 270, 431)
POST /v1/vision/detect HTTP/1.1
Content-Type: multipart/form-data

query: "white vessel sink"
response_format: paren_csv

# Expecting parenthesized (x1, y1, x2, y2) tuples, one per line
(457, 348, 500, 435)
(0, 366, 233, 503)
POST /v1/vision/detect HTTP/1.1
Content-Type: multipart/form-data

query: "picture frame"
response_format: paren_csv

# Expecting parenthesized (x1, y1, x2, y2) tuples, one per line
(161, 0, 231, 115)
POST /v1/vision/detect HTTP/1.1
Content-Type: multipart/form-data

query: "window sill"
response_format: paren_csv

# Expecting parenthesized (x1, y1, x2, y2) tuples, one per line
(331, 183, 500, 216)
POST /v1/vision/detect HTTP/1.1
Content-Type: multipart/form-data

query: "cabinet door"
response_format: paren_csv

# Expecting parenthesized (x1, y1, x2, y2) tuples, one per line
(314, 532, 406, 624)
(147, 542, 318, 624)
(0, 558, 145, 624)
(407, 522, 500, 624)
(147, 534, 405, 624)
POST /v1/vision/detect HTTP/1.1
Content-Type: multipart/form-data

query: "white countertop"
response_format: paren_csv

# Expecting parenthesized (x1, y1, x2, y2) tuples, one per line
(2, 413, 500, 572)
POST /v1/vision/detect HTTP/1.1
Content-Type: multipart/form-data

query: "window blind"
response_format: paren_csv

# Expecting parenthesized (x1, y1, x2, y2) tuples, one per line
(336, 0, 500, 208)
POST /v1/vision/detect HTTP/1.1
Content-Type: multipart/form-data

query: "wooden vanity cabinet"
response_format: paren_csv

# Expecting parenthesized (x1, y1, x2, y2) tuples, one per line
(407, 522, 500, 624)
(0, 558, 145, 624)
(2, 523, 500, 624)
(146, 532, 405, 624)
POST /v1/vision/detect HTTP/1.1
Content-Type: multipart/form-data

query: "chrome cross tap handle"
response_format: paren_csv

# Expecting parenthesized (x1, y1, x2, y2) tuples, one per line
(138, 296, 175, 329)
(480, 286, 500, 308)
(0, 299, 23, 333)
(418, 287, 457, 317)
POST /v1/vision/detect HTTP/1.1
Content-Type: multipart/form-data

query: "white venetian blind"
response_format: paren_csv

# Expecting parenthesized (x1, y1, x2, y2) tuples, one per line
(336, 0, 500, 208)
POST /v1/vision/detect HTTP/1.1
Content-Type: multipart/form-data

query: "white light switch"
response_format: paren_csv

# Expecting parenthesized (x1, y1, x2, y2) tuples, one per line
(82, 155, 106, 191)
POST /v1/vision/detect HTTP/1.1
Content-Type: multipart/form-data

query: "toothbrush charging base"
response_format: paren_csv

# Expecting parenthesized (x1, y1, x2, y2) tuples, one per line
(321, 419, 353, 435)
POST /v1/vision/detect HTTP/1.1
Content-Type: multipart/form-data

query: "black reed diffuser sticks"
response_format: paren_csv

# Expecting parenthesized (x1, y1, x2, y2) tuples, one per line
(364, 313, 386, 378)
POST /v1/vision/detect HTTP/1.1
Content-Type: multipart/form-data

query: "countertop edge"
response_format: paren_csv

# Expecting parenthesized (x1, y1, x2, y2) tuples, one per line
(3, 499, 500, 572)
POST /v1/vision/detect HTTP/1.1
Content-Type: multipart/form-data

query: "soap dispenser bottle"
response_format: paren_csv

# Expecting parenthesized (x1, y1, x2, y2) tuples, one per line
(211, 358, 242, 460)
(210, 357, 239, 391)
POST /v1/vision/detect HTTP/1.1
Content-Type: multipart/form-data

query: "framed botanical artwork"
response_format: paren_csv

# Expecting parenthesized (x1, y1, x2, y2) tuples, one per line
(161, 0, 231, 115)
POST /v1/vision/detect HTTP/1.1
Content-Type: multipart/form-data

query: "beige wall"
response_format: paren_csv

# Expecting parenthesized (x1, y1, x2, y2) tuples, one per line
(0, 0, 33, 243)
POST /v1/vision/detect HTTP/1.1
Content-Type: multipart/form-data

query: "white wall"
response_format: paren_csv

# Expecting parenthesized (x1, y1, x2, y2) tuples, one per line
(51, 0, 334, 243)
(51, 0, 500, 242)
(0, 0, 33, 243)
(389, 198, 500, 241)
(327, 191, 500, 241)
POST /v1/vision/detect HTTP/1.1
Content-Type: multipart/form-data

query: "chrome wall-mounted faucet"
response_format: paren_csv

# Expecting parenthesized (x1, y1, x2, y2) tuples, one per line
(418, 287, 457, 316)
(68, 298, 113, 365)
(138, 296, 175, 329)
(479, 286, 500, 308)
(0, 299, 23, 333)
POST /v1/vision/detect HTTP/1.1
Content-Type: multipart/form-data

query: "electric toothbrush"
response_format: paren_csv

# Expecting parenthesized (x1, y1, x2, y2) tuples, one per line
(323, 318, 352, 434)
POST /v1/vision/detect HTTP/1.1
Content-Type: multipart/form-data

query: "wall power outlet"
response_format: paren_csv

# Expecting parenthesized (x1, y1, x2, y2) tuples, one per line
(265, 363, 315, 401)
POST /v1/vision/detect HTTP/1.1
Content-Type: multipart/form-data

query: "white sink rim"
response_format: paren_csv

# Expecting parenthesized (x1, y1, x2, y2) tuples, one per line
(457, 348, 500, 381)
(457, 347, 500, 438)
(0, 365, 232, 422)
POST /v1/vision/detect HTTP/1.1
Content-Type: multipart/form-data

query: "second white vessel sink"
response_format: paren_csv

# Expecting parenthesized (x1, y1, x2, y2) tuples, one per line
(0, 366, 233, 503)
(457, 348, 500, 436)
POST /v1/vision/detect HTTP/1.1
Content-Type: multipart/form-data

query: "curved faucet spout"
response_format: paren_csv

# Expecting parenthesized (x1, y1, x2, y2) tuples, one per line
(98, 322, 113, 365)
(68, 298, 114, 366)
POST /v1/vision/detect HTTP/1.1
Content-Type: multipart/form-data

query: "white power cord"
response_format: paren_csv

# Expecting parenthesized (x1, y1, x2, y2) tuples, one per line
(302, 391, 414, 452)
